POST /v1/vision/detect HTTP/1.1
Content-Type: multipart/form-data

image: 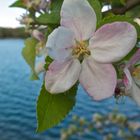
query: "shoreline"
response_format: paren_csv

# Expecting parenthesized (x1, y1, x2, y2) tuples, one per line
(0, 27, 29, 38)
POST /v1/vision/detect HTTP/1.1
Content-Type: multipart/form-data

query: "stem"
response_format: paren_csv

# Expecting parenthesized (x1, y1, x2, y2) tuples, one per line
(104, 0, 140, 15)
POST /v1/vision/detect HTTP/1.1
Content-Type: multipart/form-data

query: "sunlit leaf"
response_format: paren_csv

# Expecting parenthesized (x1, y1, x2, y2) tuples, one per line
(22, 38, 39, 80)
(10, 0, 26, 9)
(36, 12, 60, 25)
(36, 84, 77, 132)
(126, 5, 140, 18)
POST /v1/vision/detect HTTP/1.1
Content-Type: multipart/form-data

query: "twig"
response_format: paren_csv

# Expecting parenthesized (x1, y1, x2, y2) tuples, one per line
(104, 0, 140, 15)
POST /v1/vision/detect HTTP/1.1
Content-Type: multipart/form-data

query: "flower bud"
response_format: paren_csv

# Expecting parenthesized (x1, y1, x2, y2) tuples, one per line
(117, 129, 125, 137)
(79, 117, 86, 126)
(92, 113, 103, 122)
(134, 18, 140, 26)
(35, 61, 45, 75)
(72, 115, 79, 121)
(39, 0, 51, 11)
(108, 113, 117, 122)
(32, 30, 45, 41)
(104, 134, 113, 140)
(61, 131, 68, 140)
(128, 121, 140, 131)
(18, 14, 34, 25)
(36, 42, 47, 57)
(115, 114, 127, 124)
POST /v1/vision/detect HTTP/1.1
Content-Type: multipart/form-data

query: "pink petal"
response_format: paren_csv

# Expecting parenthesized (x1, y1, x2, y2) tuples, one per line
(45, 59, 81, 94)
(89, 22, 137, 63)
(126, 49, 140, 68)
(32, 30, 44, 41)
(124, 68, 140, 105)
(79, 57, 117, 100)
(46, 26, 75, 61)
(61, 0, 96, 41)
(124, 68, 132, 90)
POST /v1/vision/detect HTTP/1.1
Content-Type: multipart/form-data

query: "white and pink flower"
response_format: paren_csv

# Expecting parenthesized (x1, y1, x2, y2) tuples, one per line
(124, 49, 140, 105)
(45, 0, 137, 100)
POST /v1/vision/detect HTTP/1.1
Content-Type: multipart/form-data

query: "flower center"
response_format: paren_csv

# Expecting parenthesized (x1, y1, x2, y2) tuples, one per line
(72, 41, 90, 61)
(132, 66, 140, 80)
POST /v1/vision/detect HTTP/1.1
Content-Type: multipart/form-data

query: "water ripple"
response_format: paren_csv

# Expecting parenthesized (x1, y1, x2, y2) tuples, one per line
(0, 39, 140, 140)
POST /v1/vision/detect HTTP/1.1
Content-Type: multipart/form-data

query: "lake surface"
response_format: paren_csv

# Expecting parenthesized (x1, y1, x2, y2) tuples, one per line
(0, 39, 140, 140)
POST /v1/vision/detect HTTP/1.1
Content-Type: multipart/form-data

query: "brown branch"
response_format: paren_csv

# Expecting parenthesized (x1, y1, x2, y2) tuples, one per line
(104, 0, 140, 15)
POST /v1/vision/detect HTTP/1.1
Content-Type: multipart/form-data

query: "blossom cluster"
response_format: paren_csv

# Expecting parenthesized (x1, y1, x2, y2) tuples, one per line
(18, 0, 140, 103)
(43, 0, 140, 103)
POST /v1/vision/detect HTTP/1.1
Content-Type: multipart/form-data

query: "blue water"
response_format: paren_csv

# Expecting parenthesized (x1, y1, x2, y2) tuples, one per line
(0, 39, 140, 140)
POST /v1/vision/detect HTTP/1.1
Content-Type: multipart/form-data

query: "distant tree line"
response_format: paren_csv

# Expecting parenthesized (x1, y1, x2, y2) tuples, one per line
(0, 27, 29, 38)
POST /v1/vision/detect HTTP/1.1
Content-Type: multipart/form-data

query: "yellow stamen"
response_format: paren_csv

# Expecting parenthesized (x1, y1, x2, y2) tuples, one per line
(132, 66, 140, 80)
(72, 41, 90, 60)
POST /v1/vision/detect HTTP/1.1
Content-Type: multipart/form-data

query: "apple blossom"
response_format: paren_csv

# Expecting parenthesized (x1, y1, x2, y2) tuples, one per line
(31, 30, 47, 75)
(124, 49, 140, 105)
(32, 30, 45, 41)
(45, 0, 137, 100)
(38, 0, 51, 12)
(18, 14, 33, 25)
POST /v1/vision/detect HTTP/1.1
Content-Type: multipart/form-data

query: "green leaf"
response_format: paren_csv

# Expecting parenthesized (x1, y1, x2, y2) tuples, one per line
(110, 0, 124, 8)
(45, 25, 56, 39)
(122, 46, 138, 61)
(120, 0, 126, 5)
(50, 0, 63, 12)
(97, 15, 140, 39)
(88, 0, 102, 23)
(36, 84, 78, 132)
(36, 12, 60, 25)
(126, 5, 140, 18)
(22, 38, 39, 80)
(10, 0, 26, 8)
(44, 56, 53, 70)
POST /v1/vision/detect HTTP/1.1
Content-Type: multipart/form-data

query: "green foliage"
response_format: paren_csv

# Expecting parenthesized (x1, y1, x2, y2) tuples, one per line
(45, 25, 56, 39)
(110, 0, 124, 8)
(36, 12, 60, 25)
(44, 56, 53, 70)
(36, 0, 63, 26)
(124, 47, 138, 60)
(120, 0, 126, 5)
(10, 0, 26, 9)
(22, 38, 39, 80)
(36, 84, 78, 132)
(0, 27, 29, 38)
(88, 0, 102, 23)
(97, 15, 140, 39)
(126, 5, 140, 18)
(50, 0, 63, 12)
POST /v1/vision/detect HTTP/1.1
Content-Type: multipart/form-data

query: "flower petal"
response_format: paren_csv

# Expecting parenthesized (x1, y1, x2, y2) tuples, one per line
(124, 68, 133, 90)
(32, 30, 45, 41)
(46, 26, 75, 61)
(89, 22, 137, 63)
(79, 57, 117, 100)
(45, 59, 81, 94)
(61, 0, 96, 41)
(126, 49, 140, 68)
(124, 68, 140, 105)
(35, 61, 45, 75)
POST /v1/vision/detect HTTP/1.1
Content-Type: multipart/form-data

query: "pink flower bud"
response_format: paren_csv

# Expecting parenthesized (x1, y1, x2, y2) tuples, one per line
(32, 30, 44, 41)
